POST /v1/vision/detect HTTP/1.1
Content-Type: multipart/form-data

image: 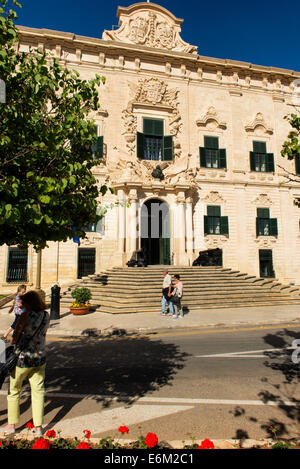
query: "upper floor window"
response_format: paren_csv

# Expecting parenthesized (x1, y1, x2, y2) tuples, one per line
(204, 205, 229, 236)
(256, 208, 278, 236)
(91, 125, 103, 159)
(250, 141, 274, 172)
(137, 118, 173, 161)
(200, 136, 227, 169)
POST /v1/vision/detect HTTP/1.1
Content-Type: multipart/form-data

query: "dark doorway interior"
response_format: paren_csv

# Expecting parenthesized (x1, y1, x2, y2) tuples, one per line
(141, 199, 170, 265)
(78, 248, 96, 279)
(259, 249, 275, 278)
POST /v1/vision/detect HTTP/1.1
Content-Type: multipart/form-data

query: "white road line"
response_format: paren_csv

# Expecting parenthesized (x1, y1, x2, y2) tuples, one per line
(194, 346, 296, 358)
(0, 390, 297, 407)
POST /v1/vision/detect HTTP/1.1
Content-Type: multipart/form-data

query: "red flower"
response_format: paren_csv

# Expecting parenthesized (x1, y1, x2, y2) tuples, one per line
(46, 430, 56, 439)
(26, 422, 34, 429)
(118, 426, 129, 434)
(32, 438, 51, 449)
(76, 442, 91, 449)
(0, 441, 2, 447)
(83, 429, 91, 439)
(145, 432, 158, 448)
(197, 438, 215, 449)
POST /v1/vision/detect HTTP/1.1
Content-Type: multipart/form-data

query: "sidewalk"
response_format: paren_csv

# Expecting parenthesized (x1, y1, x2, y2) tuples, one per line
(1, 302, 300, 337)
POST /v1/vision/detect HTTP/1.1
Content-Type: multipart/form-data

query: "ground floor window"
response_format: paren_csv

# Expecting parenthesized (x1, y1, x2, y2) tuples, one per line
(6, 248, 28, 283)
(77, 248, 96, 279)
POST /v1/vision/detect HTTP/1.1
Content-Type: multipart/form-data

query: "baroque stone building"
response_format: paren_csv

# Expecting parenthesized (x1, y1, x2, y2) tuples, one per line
(1, 1, 300, 291)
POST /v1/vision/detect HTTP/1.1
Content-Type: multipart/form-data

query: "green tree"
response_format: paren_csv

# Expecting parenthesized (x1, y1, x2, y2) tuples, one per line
(0, 0, 110, 251)
(280, 112, 300, 205)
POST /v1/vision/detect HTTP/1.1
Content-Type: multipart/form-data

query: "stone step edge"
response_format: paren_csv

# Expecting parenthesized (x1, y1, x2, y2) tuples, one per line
(0, 432, 281, 449)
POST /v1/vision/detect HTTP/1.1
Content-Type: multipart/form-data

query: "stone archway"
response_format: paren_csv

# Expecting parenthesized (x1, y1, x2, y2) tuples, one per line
(141, 198, 170, 265)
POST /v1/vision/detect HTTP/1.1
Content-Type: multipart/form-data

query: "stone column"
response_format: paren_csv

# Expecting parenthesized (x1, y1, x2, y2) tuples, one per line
(128, 189, 138, 255)
(175, 194, 187, 265)
(117, 188, 126, 260)
(185, 197, 194, 265)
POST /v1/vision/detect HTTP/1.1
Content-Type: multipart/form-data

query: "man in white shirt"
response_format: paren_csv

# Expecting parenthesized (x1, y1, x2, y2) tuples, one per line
(161, 270, 174, 316)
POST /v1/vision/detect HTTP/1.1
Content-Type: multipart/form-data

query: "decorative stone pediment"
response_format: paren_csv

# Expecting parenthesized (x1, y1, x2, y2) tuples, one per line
(102, 2, 197, 54)
(196, 106, 227, 130)
(202, 191, 226, 204)
(245, 112, 273, 135)
(204, 235, 229, 248)
(252, 193, 273, 207)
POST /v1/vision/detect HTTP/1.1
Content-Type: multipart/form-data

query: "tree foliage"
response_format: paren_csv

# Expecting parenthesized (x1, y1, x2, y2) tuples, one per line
(0, 0, 110, 250)
(281, 112, 300, 205)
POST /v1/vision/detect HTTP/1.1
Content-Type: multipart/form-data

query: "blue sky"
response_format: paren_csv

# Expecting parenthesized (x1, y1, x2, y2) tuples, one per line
(14, 0, 300, 71)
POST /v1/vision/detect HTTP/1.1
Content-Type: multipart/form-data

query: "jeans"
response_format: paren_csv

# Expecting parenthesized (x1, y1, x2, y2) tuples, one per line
(161, 295, 174, 315)
(8, 364, 46, 427)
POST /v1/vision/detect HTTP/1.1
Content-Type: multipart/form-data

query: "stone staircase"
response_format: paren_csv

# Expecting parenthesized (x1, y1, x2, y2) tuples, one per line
(61, 266, 300, 314)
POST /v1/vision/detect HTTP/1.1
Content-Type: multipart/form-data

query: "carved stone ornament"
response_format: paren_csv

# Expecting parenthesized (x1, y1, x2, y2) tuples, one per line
(204, 236, 228, 249)
(252, 193, 273, 207)
(122, 78, 182, 157)
(245, 112, 273, 135)
(202, 191, 226, 204)
(196, 106, 227, 130)
(102, 3, 197, 54)
(152, 165, 165, 180)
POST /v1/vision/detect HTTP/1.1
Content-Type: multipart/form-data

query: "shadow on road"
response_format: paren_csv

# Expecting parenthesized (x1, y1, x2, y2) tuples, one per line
(43, 336, 189, 431)
(230, 328, 300, 441)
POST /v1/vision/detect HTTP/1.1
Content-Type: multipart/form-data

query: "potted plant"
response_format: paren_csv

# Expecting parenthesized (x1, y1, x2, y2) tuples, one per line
(70, 287, 92, 315)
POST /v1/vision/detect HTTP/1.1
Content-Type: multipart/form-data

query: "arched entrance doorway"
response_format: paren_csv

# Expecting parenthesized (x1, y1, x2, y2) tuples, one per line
(141, 198, 170, 265)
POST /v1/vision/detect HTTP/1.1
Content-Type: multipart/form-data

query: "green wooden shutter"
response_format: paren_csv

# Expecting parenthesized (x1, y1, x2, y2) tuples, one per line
(269, 218, 278, 236)
(143, 118, 163, 136)
(256, 217, 260, 236)
(219, 149, 227, 168)
(204, 136, 219, 149)
(220, 216, 229, 235)
(253, 141, 267, 153)
(250, 151, 256, 171)
(257, 208, 270, 218)
(94, 136, 103, 159)
(163, 135, 173, 161)
(266, 153, 275, 172)
(200, 147, 206, 167)
(204, 215, 208, 235)
(296, 156, 300, 175)
(207, 206, 221, 216)
(137, 131, 145, 159)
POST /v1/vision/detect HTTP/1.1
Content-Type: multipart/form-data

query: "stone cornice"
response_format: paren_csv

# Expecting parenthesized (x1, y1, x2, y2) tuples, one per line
(16, 25, 300, 80)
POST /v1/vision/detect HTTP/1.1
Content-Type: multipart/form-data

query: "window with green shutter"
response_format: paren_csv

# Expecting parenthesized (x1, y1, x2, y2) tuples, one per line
(199, 136, 227, 169)
(137, 118, 173, 161)
(91, 125, 103, 159)
(256, 208, 278, 236)
(205, 206, 228, 235)
(7, 248, 28, 282)
(250, 141, 274, 173)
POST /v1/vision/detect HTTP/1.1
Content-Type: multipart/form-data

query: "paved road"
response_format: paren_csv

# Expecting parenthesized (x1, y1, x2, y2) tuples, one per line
(0, 324, 299, 441)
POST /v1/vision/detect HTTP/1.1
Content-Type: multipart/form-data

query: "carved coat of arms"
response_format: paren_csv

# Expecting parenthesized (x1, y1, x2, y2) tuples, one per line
(129, 17, 150, 44)
(155, 22, 175, 49)
(143, 78, 166, 104)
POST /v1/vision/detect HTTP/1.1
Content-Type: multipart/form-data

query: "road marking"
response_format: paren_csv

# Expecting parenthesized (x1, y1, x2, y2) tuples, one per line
(0, 390, 297, 407)
(32, 404, 194, 437)
(194, 346, 298, 359)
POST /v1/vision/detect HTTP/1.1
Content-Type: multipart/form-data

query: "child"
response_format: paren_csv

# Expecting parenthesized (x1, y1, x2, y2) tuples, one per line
(2, 285, 26, 341)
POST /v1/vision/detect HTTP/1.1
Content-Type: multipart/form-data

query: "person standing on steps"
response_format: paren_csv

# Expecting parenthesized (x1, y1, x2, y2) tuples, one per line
(160, 269, 174, 316)
(171, 274, 184, 319)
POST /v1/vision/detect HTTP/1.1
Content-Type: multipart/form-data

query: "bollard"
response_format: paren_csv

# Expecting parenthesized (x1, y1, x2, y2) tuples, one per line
(50, 284, 61, 320)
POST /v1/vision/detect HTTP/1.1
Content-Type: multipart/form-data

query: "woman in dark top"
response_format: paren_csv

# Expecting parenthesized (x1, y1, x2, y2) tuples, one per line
(0, 291, 49, 436)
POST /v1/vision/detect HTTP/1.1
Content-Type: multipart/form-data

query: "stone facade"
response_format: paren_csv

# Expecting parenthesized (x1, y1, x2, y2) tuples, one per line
(1, 2, 300, 292)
